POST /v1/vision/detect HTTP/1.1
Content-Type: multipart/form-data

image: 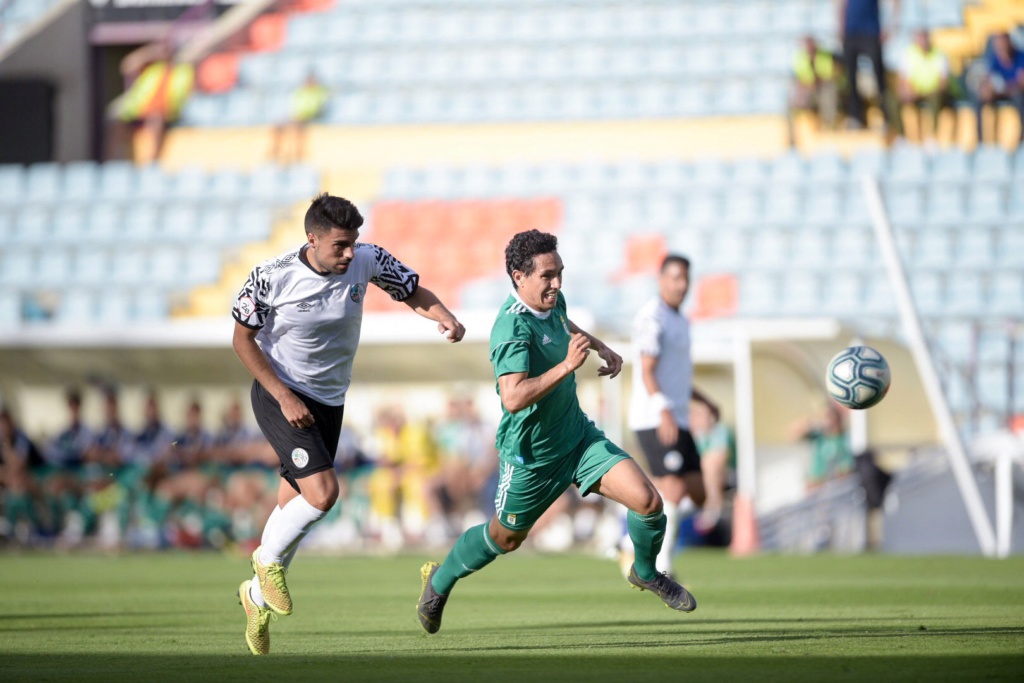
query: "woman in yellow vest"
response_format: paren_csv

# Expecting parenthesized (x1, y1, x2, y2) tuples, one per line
(897, 29, 951, 144)
(271, 71, 329, 164)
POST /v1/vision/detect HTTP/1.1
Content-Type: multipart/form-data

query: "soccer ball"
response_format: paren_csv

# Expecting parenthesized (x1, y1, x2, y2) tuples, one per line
(826, 345, 891, 410)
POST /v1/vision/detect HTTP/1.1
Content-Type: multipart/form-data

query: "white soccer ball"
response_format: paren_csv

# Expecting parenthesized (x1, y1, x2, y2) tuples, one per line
(826, 345, 891, 410)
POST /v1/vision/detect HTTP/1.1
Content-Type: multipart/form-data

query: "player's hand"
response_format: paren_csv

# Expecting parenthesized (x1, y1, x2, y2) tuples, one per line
(657, 409, 678, 447)
(280, 392, 314, 429)
(438, 318, 466, 343)
(564, 332, 591, 372)
(595, 344, 622, 378)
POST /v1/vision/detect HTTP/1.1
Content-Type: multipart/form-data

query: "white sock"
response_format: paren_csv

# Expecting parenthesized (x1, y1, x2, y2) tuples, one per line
(249, 530, 306, 609)
(656, 501, 680, 575)
(259, 496, 327, 565)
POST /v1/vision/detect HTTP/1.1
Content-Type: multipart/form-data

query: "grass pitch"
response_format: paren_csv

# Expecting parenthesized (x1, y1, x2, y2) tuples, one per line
(0, 550, 1021, 682)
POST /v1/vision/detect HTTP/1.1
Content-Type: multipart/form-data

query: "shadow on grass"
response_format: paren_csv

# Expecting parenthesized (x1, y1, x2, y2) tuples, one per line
(0, 652, 1021, 683)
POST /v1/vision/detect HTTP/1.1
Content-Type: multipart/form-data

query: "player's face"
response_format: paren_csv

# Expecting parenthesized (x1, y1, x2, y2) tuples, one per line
(308, 227, 359, 275)
(514, 251, 563, 312)
(659, 261, 690, 309)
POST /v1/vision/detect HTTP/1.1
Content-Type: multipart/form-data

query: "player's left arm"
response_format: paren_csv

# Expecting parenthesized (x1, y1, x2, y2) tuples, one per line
(403, 286, 466, 343)
(568, 319, 622, 378)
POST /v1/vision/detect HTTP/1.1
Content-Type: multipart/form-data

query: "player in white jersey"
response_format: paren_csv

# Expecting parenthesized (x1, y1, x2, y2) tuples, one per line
(230, 193, 465, 655)
(626, 254, 714, 579)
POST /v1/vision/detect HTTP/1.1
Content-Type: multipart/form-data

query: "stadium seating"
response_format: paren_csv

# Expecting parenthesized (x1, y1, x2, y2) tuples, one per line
(0, 0, 64, 50)
(181, 0, 972, 127)
(0, 161, 319, 325)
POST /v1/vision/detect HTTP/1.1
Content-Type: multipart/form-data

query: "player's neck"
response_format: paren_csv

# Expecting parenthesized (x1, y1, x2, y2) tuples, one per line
(511, 289, 552, 319)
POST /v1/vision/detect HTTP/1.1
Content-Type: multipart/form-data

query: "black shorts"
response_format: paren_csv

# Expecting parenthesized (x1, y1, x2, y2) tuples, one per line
(634, 428, 702, 477)
(250, 380, 344, 493)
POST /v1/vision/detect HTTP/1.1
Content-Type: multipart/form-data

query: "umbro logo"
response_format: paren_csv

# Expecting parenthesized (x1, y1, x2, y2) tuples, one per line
(297, 302, 313, 313)
(541, 334, 553, 345)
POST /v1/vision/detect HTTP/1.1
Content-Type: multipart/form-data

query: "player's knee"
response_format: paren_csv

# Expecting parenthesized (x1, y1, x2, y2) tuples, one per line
(636, 487, 663, 516)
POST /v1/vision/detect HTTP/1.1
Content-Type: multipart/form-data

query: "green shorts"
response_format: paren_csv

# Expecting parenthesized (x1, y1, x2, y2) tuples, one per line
(494, 421, 631, 531)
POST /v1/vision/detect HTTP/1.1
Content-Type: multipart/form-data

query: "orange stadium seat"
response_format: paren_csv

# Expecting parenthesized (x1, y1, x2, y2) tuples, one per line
(620, 234, 668, 278)
(690, 273, 739, 320)
(249, 13, 287, 53)
(197, 53, 239, 94)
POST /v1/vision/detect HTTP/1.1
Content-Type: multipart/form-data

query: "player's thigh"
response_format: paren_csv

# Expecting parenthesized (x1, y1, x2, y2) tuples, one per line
(493, 458, 571, 533)
(589, 458, 661, 516)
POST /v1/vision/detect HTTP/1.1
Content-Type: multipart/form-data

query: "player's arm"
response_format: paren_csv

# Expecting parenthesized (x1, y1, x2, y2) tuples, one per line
(639, 353, 679, 447)
(497, 333, 591, 413)
(402, 286, 465, 343)
(231, 321, 314, 428)
(568, 319, 622, 378)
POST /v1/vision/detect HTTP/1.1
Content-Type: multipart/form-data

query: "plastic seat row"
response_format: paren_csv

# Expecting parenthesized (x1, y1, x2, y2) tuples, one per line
(0, 163, 319, 205)
(0, 245, 223, 289)
(239, 40, 801, 89)
(0, 203, 274, 246)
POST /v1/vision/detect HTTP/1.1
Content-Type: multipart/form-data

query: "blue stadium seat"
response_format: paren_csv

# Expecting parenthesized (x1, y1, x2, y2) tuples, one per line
(97, 161, 136, 200)
(967, 184, 1006, 222)
(972, 145, 1012, 182)
(910, 271, 945, 316)
(925, 186, 967, 226)
(778, 271, 822, 316)
(682, 192, 722, 226)
(122, 204, 161, 244)
(52, 206, 86, 242)
(208, 169, 246, 201)
(748, 229, 790, 267)
(957, 227, 993, 267)
(884, 186, 925, 223)
(886, 146, 929, 184)
(769, 153, 808, 185)
(706, 226, 750, 270)
(35, 248, 72, 288)
(689, 159, 730, 188)
(135, 165, 169, 200)
(183, 246, 222, 284)
(84, 203, 122, 244)
(0, 165, 24, 205)
(11, 206, 49, 245)
(198, 206, 236, 244)
(977, 325, 1011, 364)
(823, 272, 865, 314)
(287, 14, 322, 49)
(944, 272, 985, 316)
(803, 188, 844, 226)
(149, 247, 185, 287)
(0, 209, 11, 242)
(988, 271, 1023, 316)
(63, 161, 98, 202)
(74, 248, 112, 287)
(738, 272, 779, 316)
(790, 228, 830, 266)
(830, 227, 876, 267)
(0, 291, 19, 327)
(931, 149, 971, 184)
(807, 153, 849, 184)
(238, 206, 273, 241)
(850, 149, 886, 178)
(180, 95, 224, 127)
(171, 167, 210, 201)
(731, 158, 768, 186)
(651, 161, 689, 189)
(763, 188, 802, 226)
(24, 163, 61, 202)
(97, 290, 133, 324)
(459, 277, 510, 311)
(162, 204, 201, 242)
(56, 290, 97, 324)
(110, 250, 147, 285)
(0, 248, 36, 287)
(133, 288, 170, 321)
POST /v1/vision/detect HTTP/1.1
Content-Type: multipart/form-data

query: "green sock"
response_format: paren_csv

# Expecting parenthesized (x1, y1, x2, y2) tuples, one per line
(628, 509, 666, 581)
(431, 523, 506, 595)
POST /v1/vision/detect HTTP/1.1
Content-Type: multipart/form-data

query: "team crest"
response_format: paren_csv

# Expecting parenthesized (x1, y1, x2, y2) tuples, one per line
(349, 283, 363, 303)
(291, 447, 309, 468)
(506, 513, 517, 525)
(558, 314, 570, 335)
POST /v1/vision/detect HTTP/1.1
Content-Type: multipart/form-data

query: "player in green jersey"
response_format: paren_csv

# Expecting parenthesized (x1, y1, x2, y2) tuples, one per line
(417, 230, 697, 633)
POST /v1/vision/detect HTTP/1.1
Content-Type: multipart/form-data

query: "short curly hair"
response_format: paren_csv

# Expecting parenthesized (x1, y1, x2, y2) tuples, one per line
(305, 193, 364, 235)
(505, 230, 558, 288)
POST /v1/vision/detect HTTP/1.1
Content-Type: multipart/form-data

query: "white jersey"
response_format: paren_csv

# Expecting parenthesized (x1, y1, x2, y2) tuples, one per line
(232, 242, 418, 406)
(628, 296, 693, 431)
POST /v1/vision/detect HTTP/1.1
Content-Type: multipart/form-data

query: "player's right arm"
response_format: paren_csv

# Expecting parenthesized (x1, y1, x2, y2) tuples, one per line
(497, 332, 590, 414)
(232, 322, 314, 428)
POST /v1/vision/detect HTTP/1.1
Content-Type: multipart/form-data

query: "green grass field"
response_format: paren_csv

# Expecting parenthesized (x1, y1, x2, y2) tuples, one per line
(1, 550, 1022, 682)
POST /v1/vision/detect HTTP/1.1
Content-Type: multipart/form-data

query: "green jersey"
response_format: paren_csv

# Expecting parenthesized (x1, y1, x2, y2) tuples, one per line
(489, 291, 588, 469)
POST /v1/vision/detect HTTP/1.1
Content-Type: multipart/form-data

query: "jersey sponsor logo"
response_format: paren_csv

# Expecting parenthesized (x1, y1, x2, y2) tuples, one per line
(291, 447, 309, 468)
(237, 296, 255, 319)
(541, 334, 553, 345)
(506, 513, 517, 525)
(296, 302, 313, 313)
(349, 283, 363, 303)
(558, 314, 569, 335)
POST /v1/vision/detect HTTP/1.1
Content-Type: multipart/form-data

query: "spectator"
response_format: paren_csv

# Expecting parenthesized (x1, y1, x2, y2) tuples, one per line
(975, 32, 1024, 145)
(270, 71, 329, 164)
(838, 0, 901, 131)
(0, 408, 45, 543)
(790, 404, 855, 489)
(431, 397, 498, 536)
(897, 29, 952, 145)
(788, 35, 841, 146)
(105, 41, 195, 162)
(43, 389, 94, 545)
(689, 396, 735, 535)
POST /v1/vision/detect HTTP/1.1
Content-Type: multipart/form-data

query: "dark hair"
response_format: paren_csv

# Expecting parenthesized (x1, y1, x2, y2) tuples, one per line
(661, 253, 690, 273)
(305, 193, 364, 235)
(65, 389, 82, 407)
(505, 230, 558, 288)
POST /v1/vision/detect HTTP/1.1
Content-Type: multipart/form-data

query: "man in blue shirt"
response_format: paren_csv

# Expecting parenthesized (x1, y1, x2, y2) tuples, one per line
(976, 32, 1024, 144)
(839, 0, 901, 130)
